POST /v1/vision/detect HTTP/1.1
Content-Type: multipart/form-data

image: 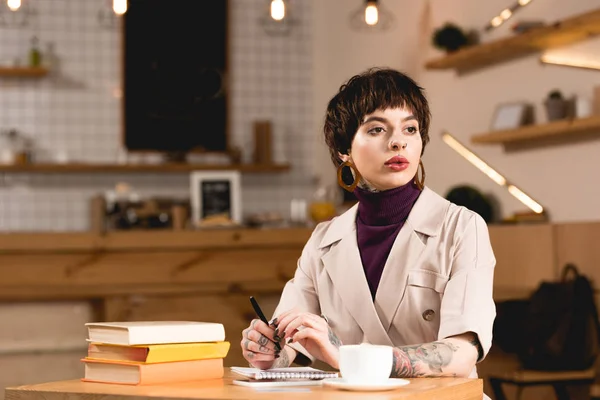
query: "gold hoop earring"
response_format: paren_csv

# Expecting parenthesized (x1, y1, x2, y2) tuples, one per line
(337, 161, 361, 192)
(415, 160, 425, 190)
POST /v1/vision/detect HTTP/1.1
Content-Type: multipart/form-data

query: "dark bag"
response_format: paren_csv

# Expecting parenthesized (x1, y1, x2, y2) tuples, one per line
(494, 264, 600, 371)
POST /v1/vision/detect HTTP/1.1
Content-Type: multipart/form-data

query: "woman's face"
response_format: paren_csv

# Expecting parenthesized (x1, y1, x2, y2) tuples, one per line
(340, 107, 423, 191)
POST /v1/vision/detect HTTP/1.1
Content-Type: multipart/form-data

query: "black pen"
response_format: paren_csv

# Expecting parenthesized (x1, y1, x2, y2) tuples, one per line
(250, 296, 282, 351)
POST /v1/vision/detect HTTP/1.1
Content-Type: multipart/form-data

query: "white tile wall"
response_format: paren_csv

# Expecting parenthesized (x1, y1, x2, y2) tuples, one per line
(0, 0, 315, 232)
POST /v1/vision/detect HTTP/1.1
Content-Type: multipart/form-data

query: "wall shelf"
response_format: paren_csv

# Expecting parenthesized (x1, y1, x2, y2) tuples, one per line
(471, 115, 600, 145)
(0, 66, 49, 78)
(425, 8, 600, 74)
(0, 163, 291, 174)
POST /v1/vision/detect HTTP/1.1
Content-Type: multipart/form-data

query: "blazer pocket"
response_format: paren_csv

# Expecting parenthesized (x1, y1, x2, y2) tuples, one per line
(407, 270, 448, 293)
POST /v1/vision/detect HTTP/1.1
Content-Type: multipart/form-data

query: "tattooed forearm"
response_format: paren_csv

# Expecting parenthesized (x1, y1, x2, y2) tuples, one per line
(271, 346, 291, 368)
(328, 327, 342, 348)
(391, 341, 459, 378)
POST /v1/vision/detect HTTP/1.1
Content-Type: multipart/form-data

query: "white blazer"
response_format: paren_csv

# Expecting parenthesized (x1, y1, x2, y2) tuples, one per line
(274, 186, 496, 379)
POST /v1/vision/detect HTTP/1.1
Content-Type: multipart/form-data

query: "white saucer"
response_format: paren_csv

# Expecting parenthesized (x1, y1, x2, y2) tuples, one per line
(322, 377, 410, 391)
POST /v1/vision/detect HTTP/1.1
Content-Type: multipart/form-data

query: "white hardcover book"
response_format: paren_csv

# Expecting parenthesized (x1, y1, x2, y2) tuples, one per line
(85, 321, 225, 345)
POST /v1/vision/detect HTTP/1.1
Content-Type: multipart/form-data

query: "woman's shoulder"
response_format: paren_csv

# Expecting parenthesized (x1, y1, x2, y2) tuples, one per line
(303, 203, 358, 251)
(416, 187, 488, 235)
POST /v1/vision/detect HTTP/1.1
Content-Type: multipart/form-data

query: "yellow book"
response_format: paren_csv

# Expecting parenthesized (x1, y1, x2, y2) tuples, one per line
(87, 341, 230, 363)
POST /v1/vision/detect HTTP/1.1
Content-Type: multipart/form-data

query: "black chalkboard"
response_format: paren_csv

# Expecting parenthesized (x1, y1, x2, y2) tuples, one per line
(201, 180, 232, 219)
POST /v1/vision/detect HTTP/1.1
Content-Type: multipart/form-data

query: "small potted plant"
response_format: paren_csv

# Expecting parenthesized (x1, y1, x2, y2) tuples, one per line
(544, 90, 569, 121)
(432, 23, 472, 53)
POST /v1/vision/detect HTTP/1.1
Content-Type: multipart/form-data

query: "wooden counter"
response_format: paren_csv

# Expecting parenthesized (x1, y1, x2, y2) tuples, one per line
(0, 228, 312, 300)
(5, 370, 483, 400)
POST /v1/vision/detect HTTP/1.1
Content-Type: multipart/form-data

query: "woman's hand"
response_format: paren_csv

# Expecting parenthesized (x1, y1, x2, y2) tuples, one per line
(276, 309, 342, 369)
(240, 319, 281, 370)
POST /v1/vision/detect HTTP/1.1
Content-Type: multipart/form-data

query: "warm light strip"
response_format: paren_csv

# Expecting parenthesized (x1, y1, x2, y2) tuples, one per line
(540, 54, 600, 71)
(441, 133, 507, 186)
(442, 132, 544, 214)
(507, 185, 544, 214)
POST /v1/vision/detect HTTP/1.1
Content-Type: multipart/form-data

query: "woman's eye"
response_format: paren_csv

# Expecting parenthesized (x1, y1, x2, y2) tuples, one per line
(367, 127, 385, 135)
(406, 126, 418, 134)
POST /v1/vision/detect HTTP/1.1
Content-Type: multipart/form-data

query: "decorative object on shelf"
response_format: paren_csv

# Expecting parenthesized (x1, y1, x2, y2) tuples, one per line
(349, 0, 394, 33)
(544, 90, 570, 122)
(491, 102, 533, 131)
(445, 185, 494, 223)
(484, 0, 534, 32)
(290, 198, 308, 226)
(425, 8, 600, 74)
(29, 36, 41, 67)
(432, 23, 475, 53)
(259, 0, 294, 36)
(594, 86, 600, 117)
(0, 128, 32, 165)
(0, 0, 32, 27)
(253, 121, 273, 165)
(442, 131, 544, 215)
(190, 171, 242, 228)
(98, 0, 127, 29)
(540, 53, 600, 71)
(309, 183, 341, 223)
(574, 96, 593, 119)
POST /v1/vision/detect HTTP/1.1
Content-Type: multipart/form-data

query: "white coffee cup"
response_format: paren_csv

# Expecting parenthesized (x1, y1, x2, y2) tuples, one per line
(339, 343, 393, 384)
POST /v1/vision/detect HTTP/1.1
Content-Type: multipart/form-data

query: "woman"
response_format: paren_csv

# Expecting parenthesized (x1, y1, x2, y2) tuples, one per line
(240, 68, 496, 379)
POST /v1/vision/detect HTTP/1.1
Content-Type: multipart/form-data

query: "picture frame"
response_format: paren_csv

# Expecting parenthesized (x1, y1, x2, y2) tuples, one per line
(190, 171, 242, 227)
(490, 103, 533, 131)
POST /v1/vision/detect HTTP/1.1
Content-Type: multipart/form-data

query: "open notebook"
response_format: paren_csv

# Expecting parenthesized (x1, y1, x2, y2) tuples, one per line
(231, 367, 338, 387)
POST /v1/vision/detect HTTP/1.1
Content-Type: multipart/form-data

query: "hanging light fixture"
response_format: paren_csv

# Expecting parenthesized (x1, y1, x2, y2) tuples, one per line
(0, 0, 31, 27)
(112, 0, 127, 16)
(7, 0, 21, 12)
(484, 0, 534, 31)
(98, 0, 127, 29)
(350, 0, 394, 32)
(259, 0, 294, 36)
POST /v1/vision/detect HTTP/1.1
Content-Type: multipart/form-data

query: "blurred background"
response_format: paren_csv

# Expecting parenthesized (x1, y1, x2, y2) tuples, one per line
(1, 0, 600, 398)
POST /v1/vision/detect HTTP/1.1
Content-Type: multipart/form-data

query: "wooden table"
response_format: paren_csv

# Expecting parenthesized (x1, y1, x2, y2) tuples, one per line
(5, 371, 483, 400)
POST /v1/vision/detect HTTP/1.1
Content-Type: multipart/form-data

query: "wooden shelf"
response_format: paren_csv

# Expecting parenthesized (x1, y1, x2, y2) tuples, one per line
(471, 115, 600, 145)
(0, 66, 49, 77)
(0, 163, 291, 174)
(425, 8, 600, 73)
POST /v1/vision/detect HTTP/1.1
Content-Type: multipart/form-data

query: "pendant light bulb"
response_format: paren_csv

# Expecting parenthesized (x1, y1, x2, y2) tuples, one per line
(113, 0, 127, 16)
(7, 0, 21, 12)
(365, 2, 379, 26)
(270, 0, 285, 21)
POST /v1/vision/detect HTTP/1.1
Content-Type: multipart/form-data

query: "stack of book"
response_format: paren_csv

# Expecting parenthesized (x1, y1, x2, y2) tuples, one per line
(81, 321, 230, 385)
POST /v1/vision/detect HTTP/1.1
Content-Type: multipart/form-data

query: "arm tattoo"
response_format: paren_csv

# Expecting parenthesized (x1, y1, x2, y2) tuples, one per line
(469, 336, 484, 362)
(327, 327, 342, 348)
(391, 341, 459, 378)
(271, 347, 291, 368)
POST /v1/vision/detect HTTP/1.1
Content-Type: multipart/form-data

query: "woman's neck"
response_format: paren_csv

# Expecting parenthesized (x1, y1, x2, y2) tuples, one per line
(354, 181, 422, 226)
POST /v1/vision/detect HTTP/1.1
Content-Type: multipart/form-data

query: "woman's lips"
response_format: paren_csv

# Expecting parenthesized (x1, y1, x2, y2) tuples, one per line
(385, 163, 409, 171)
(384, 156, 409, 171)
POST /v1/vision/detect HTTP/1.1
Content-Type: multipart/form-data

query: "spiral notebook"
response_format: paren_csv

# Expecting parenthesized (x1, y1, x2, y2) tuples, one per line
(231, 366, 338, 382)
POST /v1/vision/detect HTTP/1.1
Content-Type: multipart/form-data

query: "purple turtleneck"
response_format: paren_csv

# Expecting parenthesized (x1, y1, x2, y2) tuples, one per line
(354, 181, 422, 299)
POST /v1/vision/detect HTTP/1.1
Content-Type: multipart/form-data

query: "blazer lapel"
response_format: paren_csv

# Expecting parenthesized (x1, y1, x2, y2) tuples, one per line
(319, 205, 393, 346)
(374, 187, 450, 331)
